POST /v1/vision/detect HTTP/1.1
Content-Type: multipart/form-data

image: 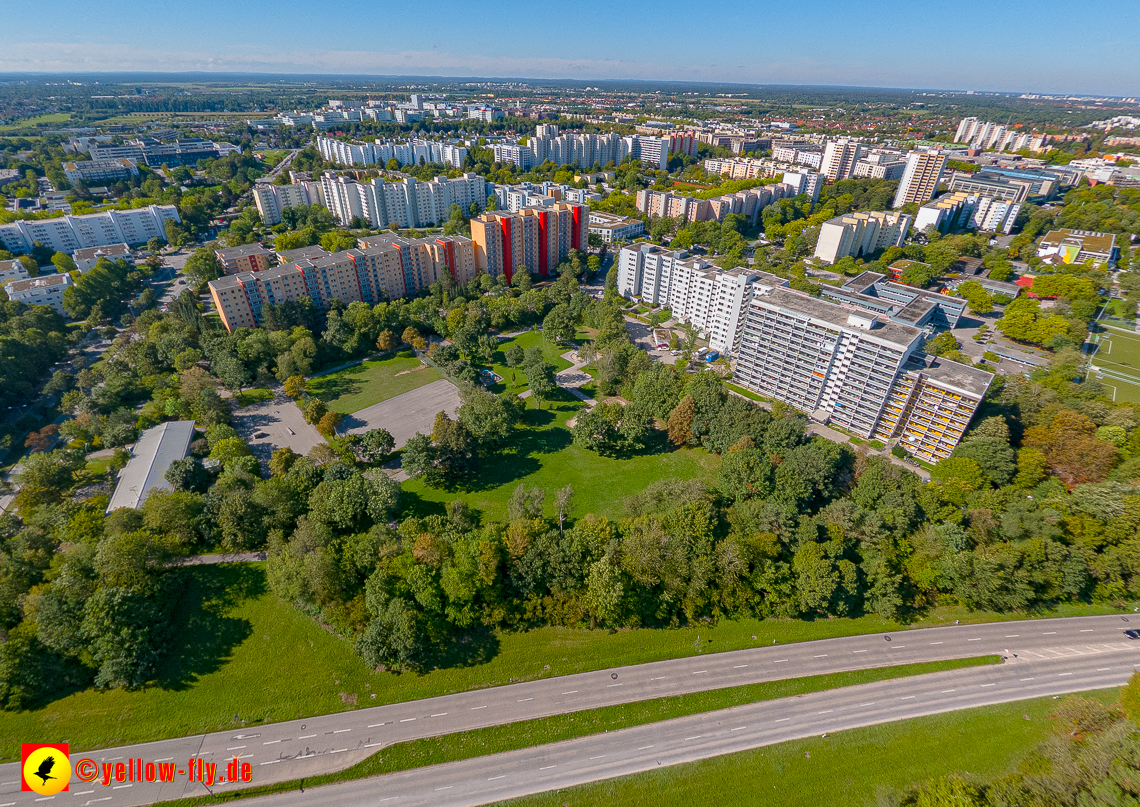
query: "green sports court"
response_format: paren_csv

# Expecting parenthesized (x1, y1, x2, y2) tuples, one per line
(1090, 325, 1140, 404)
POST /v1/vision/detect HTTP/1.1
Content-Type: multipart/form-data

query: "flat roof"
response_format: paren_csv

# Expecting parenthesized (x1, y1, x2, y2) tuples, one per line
(913, 356, 993, 399)
(1039, 229, 1116, 255)
(753, 286, 923, 350)
(276, 245, 330, 262)
(73, 243, 130, 260)
(6, 273, 72, 292)
(106, 420, 196, 512)
(216, 243, 272, 258)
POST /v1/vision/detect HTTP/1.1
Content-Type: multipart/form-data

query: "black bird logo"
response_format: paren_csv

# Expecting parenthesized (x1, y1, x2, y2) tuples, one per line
(33, 755, 56, 785)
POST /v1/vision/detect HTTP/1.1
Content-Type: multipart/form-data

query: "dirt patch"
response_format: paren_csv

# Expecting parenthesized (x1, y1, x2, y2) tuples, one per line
(394, 365, 427, 377)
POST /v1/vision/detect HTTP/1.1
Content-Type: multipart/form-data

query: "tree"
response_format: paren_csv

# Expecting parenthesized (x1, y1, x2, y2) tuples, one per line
(212, 351, 251, 394)
(585, 551, 623, 627)
(458, 385, 519, 447)
(376, 330, 397, 353)
(317, 411, 343, 437)
(164, 457, 209, 493)
(401, 326, 420, 346)
(554, 484, 574, 536)
(401, 433, 439, 485)
(542, 304, 576, 345)
(997, 297, 1071, 345)
(508, 484, 546, 522)
(358, 428, 395, 464)
(303, 398, 328, 425)
(956, 280, 994, 315)
(268, 446, 299, 478)
(524, 355, 555, 407)
(184, 248, 223, 285)
(667, 396, 696, 446)
(51, 253, 77, 274)
(283, 375, 306, 399)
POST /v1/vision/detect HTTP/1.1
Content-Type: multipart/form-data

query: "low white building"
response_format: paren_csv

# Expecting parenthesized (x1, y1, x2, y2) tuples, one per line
(0, 259, 30, 285)
(5, 272, 73, 315)
(73, 242, 131, 272)
(588, 211, 645, 244)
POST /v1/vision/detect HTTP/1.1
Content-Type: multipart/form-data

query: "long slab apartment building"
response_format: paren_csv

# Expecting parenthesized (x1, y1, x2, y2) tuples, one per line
(617, 244, 990, 462)
(209, 235, 474, 332)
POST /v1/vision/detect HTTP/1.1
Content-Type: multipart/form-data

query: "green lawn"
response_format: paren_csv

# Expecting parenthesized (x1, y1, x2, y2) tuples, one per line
(308, 351, 442, 414)
(1092, 327, 1140, 404)
(233, 387, 273, 408)
(483, 330, 574, 396)
(497, 690, 1121, 807)
(1, 561, 1123, 762)
(155, 657, 996, 807)
(0, 112, 72, 132)
(401, 395, 721, 521)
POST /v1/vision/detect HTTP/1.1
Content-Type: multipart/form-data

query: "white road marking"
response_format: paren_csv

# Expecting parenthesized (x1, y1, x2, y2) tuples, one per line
(260, 760, 282, 765)
(299, 734, 316, 739)
(731, 726, 747, 731)
(817, 710, 833, 714)
(693, 670, 707, 675)
(518, 698, 533, 702)
(264, 740, 281, 745)
(929, 642, 943, 645)
(155, 757, 174, 762)
(900, 695, 916, 700)
(969, 638, 981, 641)
(333, 728, 351, 733)
(813, 654, 828, 658)
(75, 792, 94, 796)
(981, 683, 996, 687)
(563, 691, 578, 695)
(297, 753, 315, 759)
(331, 749, 347, 754)
(1081, 629, 1095, 632)
(540, 765, 557, 770)
(651, 677, 667, 681)
(775, 717, 791, 722)
(435, 786, 453, 790)
(1043, 632, 1057, 635)
(367, 723, 387, 728)
(1097, 668, 1112, 671)
(1006, 635, 1019, 638)
(774, 659, 788, 663)
(364, 742, 385, 748)
(892, 646, 906, 649)
(488, 775, 506, 780)
(852, 650, 868, 653)
(589, 755, 607, 759)
(734, 664, 749, 668)
(858, 702, 876, 707)
(685, 736, 703, 741)
(113, 784, 133, 789)
(608, 683, 622, 687)
(432, 713, 448, 717)
(471, 705, 488, 710)
(1021, 677, 1035, 681)
(400, 718, 416, 723)
(1058, 672, 1073, 676)
(637, 746, 654, 750)
(941, 689, 957, 693)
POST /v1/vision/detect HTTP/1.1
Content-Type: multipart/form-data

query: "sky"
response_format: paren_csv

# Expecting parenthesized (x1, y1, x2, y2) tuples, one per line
(1, 0, 1137, 96)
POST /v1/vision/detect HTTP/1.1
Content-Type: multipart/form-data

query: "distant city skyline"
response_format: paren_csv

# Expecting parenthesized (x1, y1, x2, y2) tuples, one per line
(1, 0, 1137, 96)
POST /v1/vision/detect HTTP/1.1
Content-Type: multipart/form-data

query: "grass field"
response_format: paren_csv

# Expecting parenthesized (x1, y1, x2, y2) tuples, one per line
(0, 112, 72, 132)
(156, 657, 997, 807)
(483, 330, 574, 396)
(401, 394, 721, 521)
(0, 561, 1124, 762)
(308, 350, 442, 414)
(498, 690, 1121, 807)
(233, 387, 273, 407)
(1091, 325, 1140, 404)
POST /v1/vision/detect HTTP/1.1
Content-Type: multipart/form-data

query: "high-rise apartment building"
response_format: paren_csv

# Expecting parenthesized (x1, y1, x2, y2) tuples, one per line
(813, 210, 912, 264)
(252, 182, 325, 225)
(733, 286, 991, 456)
(208, 236, 475, 332)
(616, 244, 787, 354)
(317, 136, 467, 168)
(820, 139, 866, 182)
(470, 203, 587, 281)
(953, 118, 1047, 153)
(215, 243, 274, 275)
(0, 205, 181, 255)
(893, 152, 948, 208)
(320, 173, 486, 229)
(913, 191, 1022, 235)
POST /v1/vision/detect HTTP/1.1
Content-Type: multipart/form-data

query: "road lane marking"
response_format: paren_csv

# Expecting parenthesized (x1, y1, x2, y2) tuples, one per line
(432, 713, 448, 717)
(75, 792, 94, 796)
(941, 689, 957, 693)
(1081, 629, 1095, 632)
(1043, 632, 1057, 635)
(853, 650, 868, 653)
(813, 654, 828, 658)
(367, 723, 387, 728)
(400, 718, 416, 722)
(981, 683, 996, 687)
(488, 775, 506, 780)
(608, 683, 622, 687)
(1021, 677, 1035, 681)
(651, 677, 667, 681)
(685, 736, 703, 740)
(227, 746, 246, 750)
(693, 670, 707, 674)
(774, 659, 788, 663)
(892, 645, 906, 649)
(858, 702, 876, 707)
(541, 765, 557, 769)
(435, 786, 453, 790)
(563, 691, 578, 694)
(929, 642, 943, 645)
(113, 784, 134, 789)
(1058, 672, 1073, 676)
(775, 717, 791, 722)
(296, 754, 315, 759)
(330, 748, 346, 753)
(817, 710, 833, 714)
(969, 638, 981, 641)
(263, 740, 282, 745)
(1005, 635, 1019, 638)
(471, 705, 488, 710)
(900, 695, 916, 700)
(299, 734, 316, 739)
(638, 746, 654, 750)
(518, 698, 533, 702)
(731, 726, 747, 731)
(589, 755, 607, 759)
(155, 757, 174, 762)
(260, 760, 282, 765)
(1098, 668, 1112, 671)
(333, 728, 351, 733)
(734, 665, 749, 668)
(364, 742, 385, 748)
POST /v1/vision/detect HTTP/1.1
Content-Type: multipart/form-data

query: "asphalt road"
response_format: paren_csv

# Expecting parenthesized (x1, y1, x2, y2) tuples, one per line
(2, 615, 1137, 807)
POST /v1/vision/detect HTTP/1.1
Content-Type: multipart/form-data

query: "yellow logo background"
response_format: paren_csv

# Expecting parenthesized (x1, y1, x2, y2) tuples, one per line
(22, 746, 71, 795)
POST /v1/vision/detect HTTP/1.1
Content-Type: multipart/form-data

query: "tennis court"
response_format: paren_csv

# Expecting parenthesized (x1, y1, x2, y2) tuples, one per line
(1090, 325, 1140, 404)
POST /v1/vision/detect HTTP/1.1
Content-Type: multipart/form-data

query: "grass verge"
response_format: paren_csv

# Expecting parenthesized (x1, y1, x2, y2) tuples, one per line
(492, 689, 1121, 807)
(308, 350, 441, 414)
(155, 656, 998, 807)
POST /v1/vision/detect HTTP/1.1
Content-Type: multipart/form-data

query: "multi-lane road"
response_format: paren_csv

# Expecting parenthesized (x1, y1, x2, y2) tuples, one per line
(2, 615, 1137, 807)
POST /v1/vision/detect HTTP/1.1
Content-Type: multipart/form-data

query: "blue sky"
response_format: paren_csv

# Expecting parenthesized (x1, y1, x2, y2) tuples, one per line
(1, 0, 1137, 95)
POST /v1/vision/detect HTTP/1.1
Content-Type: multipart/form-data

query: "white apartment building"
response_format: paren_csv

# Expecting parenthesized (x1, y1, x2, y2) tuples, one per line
(321, 173, 486, 229)
(616, 244, 787, 354)
(0, 205, 180, 255)
(588, 211, 645, 244)
(316, 136, 468, 168)
(5, 273, 73, 315)
(0, 259, 30, 285)
(73, 242, 131, 272)
(893, 152, 947, 208)
(813, 210, 912, 265)
(252, 182, 325, 225)
(781, 170, 823, 203)
(953, 118, 1048, 153)
(852, 151, 908, 181)
(63, 158, 139, 185)
(820, 139, 866, 182)
(914, 192, 1022, 235)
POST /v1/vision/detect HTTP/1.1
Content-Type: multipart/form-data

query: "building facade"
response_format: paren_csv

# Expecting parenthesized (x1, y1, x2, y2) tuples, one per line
(0, 205, 181, 254)
(5, 273, 73, 315)
(470, 203, 587, 281)
(893, 152, 948, 208)
(813, 210, 912, 264)
(216, 243, 274, 275)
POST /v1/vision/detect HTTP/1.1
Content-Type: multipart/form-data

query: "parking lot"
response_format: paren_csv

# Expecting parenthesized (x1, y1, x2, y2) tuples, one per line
(339, 378, 461, 448)
(231, 389, 326, 465)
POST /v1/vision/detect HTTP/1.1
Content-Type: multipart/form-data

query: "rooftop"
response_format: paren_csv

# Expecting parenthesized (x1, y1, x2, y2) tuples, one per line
(753, 286, 924, 350)
(216, 243, 273, 259)
(6, 273, 72, 292)
(106, 421, 196, 512)
(276, 245, 330, 263)
(1039, 229, 1117, 255)
(73, 243, 130, 261)
(910, 355, 994, 399)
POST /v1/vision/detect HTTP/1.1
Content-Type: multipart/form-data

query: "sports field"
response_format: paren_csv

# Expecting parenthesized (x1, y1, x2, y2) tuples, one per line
(1090, 325, 1140, 404)
(308, 351, 442, 414)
